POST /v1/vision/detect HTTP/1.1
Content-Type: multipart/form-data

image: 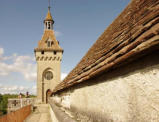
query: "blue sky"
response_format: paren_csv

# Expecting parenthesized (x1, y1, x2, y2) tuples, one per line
(0, 0, 130, 94)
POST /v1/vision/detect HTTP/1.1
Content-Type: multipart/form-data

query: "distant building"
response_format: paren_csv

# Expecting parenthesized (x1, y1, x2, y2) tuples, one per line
(34, 7, 63, 103)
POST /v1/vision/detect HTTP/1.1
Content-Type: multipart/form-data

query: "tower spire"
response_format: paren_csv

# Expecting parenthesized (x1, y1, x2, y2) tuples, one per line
(44, 0, 54, 30)
(48, 0, 51, 11)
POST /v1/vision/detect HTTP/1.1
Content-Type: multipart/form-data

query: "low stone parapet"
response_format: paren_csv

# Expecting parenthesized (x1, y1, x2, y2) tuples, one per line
(8, 98, 35, 113)
(48, 99, 76, 122)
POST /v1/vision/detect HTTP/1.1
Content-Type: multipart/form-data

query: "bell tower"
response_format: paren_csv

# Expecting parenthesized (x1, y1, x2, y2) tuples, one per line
(34, 5, 63, 103)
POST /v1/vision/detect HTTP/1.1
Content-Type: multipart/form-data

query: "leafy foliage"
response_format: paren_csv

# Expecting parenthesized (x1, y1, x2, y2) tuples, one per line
(0, 94, 18, 115)
(0, 94, 36, 116)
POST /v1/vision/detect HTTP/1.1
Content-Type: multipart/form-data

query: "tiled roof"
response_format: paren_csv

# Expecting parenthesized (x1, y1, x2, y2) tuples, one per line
(53, 0, 159, 93)
(34, 30, 63, 52)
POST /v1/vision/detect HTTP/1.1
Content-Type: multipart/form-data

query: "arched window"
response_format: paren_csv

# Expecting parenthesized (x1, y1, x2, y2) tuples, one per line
(44, 71, 53, 80)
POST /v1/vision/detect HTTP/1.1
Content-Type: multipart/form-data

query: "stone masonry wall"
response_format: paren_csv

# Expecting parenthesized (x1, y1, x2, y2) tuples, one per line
(36, 51, 62, 103)
(51, 51, 159, 122)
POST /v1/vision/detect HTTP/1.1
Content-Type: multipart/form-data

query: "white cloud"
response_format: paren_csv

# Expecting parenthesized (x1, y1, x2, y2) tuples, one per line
(0, 47, 67, 82)
(0, 47, 37, 82)
(0, 47, 67, 94)
(61, 72, 67, 81)
(0, 84, 36, 95)
(0, 47, 4, 56)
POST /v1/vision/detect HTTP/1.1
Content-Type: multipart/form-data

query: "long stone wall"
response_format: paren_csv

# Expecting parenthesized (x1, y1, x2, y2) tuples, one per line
(50, 0, 159, 121)
(51, 51, 159, 122)
(49, 100, 76, 122)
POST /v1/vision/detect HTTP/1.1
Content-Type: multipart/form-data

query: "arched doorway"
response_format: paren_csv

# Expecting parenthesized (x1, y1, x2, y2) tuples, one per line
(46, 89, 52, 103)
(42, 68, 53, 103)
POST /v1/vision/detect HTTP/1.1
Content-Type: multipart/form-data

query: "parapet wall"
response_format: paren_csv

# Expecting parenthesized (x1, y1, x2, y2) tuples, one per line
(0, 105, 31, 122)
(8, 98, 35, 113)
(52, 51, 159, 121)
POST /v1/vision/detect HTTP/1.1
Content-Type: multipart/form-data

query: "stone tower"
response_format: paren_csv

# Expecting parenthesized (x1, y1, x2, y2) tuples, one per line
(34, 7, 63, 103)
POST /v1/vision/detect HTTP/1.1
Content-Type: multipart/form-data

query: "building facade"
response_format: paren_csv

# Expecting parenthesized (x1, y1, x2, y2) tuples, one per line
(34, 8, 63, 103)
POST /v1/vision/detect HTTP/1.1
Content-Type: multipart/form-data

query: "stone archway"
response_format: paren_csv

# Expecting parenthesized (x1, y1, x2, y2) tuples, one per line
(42, 68, 53, 103)
(46, 89, 52, 103)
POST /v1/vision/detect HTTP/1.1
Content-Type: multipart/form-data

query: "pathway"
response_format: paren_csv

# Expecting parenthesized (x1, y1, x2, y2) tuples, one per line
(25, 104, 51, 122)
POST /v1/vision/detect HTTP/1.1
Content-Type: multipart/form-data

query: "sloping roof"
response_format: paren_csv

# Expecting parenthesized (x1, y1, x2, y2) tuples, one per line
(45, 9, 54, 21)
(53, 0, 159, 93)
(34, 30, 63, 52)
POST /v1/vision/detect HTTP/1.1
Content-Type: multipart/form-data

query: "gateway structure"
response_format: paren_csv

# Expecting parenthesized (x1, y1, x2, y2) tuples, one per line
(34, 7, 63, 103)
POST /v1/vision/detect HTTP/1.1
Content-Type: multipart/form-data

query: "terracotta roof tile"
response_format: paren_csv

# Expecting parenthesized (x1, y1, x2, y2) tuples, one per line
(53, 0, 159, 93)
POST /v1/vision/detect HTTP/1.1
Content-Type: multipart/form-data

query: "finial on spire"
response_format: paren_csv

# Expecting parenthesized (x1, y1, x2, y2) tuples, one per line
(44, 0, 54, 30)
(48, 0, 51, 11)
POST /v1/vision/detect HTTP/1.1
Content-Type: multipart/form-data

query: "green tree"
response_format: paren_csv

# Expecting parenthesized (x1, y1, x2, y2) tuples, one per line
(0, 94, 18, 116)
(0, 94, 36, 116)
(0, 94, 2, 102)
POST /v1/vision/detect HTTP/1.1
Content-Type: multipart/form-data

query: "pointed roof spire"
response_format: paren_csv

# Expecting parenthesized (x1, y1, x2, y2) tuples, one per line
(45, 9, 53, 21)
(44, 0, 54, 22)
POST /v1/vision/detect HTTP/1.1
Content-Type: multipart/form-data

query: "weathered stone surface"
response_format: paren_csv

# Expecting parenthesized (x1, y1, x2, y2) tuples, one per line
(52, 52, 159, 122)
(50, 0, 159, 121)
(49, 100, 76, 122)
(35, 51, 62, 103)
